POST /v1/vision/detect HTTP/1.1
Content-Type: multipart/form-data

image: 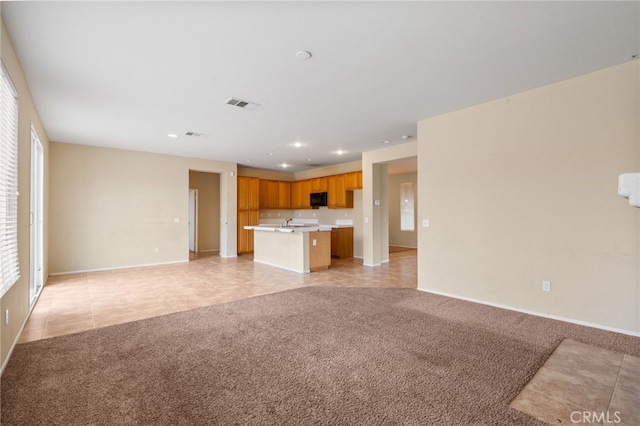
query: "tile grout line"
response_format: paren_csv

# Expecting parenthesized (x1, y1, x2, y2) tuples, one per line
(605, 355, 625, 414)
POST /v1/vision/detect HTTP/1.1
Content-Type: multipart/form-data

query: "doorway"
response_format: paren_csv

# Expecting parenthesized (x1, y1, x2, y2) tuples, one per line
(188, 171, 221, 260)
(30, 126, 44, 306)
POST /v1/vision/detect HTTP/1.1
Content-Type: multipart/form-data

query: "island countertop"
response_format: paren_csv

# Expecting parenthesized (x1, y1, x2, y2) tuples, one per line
(244, 224, 329, 233)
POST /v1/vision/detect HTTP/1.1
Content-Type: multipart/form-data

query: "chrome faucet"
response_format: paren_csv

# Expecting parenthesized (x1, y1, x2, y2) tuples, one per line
(284, 217, 293, 227)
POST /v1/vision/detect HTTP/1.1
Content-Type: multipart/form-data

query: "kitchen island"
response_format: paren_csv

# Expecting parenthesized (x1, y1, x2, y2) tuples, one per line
(244, 224, 331, 273)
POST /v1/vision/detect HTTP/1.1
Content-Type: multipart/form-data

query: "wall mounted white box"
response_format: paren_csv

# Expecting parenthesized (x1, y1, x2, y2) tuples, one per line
(618, 172, 640, 207)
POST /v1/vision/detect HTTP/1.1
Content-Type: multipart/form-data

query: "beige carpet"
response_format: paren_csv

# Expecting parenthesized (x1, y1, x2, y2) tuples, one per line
(2, 287, 639, 425)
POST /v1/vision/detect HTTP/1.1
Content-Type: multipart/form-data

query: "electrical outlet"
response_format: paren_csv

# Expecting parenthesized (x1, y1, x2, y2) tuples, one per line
(422, 219, 430, 227)
(312, 239, 317, 246)
(174, 217, 180, 223)
(154, 247, 159, 253)
(542, 280, 551, 292)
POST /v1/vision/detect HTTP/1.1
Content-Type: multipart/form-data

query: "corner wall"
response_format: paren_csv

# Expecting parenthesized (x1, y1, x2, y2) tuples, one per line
(0, 18, 51, 368)
(418, 61, 640, 334)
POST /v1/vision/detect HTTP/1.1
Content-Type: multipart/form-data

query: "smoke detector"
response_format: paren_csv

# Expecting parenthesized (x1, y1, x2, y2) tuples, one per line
(226, 97, 260, 110)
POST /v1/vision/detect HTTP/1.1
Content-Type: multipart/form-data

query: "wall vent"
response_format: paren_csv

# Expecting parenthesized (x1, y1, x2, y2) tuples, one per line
(184, 131, 209, 138)
(226, 97, 260, 110)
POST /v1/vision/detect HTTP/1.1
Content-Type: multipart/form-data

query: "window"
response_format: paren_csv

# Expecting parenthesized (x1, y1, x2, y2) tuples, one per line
(400, 182, 415, 231)
(0, 63, 19, 297)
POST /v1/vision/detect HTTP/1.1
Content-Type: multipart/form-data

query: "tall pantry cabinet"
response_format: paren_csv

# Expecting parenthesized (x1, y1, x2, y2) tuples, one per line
(237, 176, 259, 253)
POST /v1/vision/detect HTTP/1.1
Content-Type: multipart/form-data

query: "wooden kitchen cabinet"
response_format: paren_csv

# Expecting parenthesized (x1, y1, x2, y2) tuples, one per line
(238, 176, 260, 253)
(238, 176, 259, 210)
(345, 171, 362, 190)
(259, 180, 290, 209)
(309, 231, 331, 271)
(278, 182, 291, 209)
(290, 181, 302, 209)
(311, 177, 328, 193)
(328, 174, 353, 209)
(237, 210, 259, 253)
(259, 180, 280, 209)
(330, 227, 353, 258)
(300, 179, 312, 209)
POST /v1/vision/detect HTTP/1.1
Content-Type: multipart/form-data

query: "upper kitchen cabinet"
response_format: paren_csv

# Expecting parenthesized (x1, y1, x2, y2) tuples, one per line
(238, 176, 259, 210)
(278, 182, 291, 209)
(328, 174, 353, 209)
(290, 181, 302, 209)
(345, 171, 362, 190)
(311, 177, 328, 193)
(259, 180, 291, 209)
(300, 180, 312, 209)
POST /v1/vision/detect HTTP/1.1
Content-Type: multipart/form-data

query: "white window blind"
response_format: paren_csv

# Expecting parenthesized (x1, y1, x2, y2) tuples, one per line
(0, 63, 20, 298)
(400, 182, 415, 231)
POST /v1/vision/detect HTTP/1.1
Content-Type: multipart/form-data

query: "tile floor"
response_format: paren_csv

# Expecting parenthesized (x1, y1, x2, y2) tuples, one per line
(511, 339, 640, 425)
(20, 250, 417, 343)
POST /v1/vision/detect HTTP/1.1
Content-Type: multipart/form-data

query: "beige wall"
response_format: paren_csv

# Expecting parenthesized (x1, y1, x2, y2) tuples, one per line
(0, 19, 51, 368)
(293, 160, 361, 181)
(50, 143, 237, 274)
(418, 61, 640, 334)
(189, 171, 220, 252)
(237, 166, 293, 181)
(388, 172, 417, 248)
(238, 160, 361, 181)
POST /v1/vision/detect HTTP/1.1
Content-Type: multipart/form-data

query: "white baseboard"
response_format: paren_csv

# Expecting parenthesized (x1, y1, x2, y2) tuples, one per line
(418, 288, 640, 337)
(220, 254, 237, 259)
(197, 249, 220, 253)
(49, 260, 189, 276)
(363, 262, 381, 267)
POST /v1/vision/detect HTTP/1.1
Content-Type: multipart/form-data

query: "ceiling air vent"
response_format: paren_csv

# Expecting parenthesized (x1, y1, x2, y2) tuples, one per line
(184, 131, 209, 138)
(226, 97, 260, 111)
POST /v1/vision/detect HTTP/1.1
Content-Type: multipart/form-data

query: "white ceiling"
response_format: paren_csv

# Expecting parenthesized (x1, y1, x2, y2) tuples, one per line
(3, 2, 638, 173)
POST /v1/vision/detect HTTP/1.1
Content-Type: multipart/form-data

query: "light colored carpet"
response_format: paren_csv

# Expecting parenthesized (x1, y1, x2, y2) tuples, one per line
(2, 287, 639, 425)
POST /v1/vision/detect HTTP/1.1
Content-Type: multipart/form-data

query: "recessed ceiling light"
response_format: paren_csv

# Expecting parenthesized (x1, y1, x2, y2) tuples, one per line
(266, 152, 274, 156)
(293, 142, 303, 148)
(167, 133, 178, 138)
(281, 163, 289, 168)
(245, 160, 251, 163)
(402, 135, 412, 140)
(336, 150, 344, 155)
(296, 50, 312, 60)
(381, 140, 390, 144)
(306, 158, 312, 162)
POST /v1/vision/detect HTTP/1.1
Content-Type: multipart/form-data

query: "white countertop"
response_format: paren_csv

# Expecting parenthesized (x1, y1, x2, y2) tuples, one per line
(244, 224, 329, 233)
(251, 219, 353, 232)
